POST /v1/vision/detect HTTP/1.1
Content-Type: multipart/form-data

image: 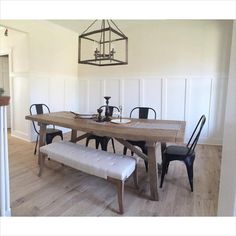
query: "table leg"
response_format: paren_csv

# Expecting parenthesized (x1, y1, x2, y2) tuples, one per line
(71, 131, 92, 143)
(38, 123, 46, 165)
(71, 129, 77, 143)
(147, 142, 161, 201)
(115, 138, 148, 161)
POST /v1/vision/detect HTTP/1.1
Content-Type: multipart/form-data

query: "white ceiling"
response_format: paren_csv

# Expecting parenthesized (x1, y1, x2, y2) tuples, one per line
(50, 20, 90, 33)
(49, 20, 153, 34)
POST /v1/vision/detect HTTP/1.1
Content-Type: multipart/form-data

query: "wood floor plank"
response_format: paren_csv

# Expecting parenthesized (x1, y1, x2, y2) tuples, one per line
(8, 131, 221, 216)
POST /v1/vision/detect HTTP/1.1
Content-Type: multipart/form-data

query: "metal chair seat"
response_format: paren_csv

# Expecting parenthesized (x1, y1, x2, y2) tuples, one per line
(30, 104, 63, 155)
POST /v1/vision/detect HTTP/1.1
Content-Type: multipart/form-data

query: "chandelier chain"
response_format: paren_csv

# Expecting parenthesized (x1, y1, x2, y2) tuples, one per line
(81, 20, 97, 35)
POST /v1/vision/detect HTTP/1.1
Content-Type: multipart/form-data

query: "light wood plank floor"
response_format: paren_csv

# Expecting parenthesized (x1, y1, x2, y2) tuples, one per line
(8, 131, 221, 216)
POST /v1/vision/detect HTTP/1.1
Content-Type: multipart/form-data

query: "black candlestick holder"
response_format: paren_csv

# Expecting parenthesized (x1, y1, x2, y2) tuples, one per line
(96, 108, 103, 122)
(103, 96, 111, 121)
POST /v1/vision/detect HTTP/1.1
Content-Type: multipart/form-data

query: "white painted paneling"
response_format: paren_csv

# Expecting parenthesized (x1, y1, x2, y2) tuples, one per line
(29, 75, 79, 140)
(165, 78, 186, 121)
(186, 78, 211, 139)
(208, 78, 227, 141)
(49, 77, 65, 112)
(78, 80, 88, 113)
(143, 79, 162, 119)
(78, 75, 226, 145)
(123, 79, 140, 117)
(89, 80, 103, 113)
(30, 77, 49, 105)
(65, 77, 79, 112)
(12, 76, 29, 140)
(29, 77, 49, 140)
(104, 80, 120, 107)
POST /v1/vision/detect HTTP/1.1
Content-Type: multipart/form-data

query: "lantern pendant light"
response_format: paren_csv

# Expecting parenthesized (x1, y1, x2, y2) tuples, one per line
(78, 20, 128, 66)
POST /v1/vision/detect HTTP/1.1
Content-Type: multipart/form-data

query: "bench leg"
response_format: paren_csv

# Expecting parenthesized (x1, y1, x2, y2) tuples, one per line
(133, 164, 139, 189)
(38, 152, 46, 177)
(108, 177, 124, 214)
(117, 180, 124, 214)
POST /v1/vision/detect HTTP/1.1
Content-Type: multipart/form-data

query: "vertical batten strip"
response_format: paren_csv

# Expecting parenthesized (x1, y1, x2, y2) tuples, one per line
(185, 78, 192, 141)
(86, 80, 90, 113)
(207, 78, 214, 138)
(139, 79, 144, 107)
(63, 78, 66, 111)
(183, 78, 188, 121)
(161, 78, 167, 120)
(101, 79, 105, 104)
(120, 79, 124, 113)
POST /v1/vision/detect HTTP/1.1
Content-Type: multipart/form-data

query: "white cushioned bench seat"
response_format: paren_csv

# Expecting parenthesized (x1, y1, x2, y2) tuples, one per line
(38, 141, 138, 214)
(40, 141, 136, 181)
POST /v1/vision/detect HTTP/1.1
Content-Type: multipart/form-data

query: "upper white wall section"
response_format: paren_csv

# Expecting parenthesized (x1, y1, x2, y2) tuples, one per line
(78, 20, 232, 78)
(77, 20, 233, 145)
(218, 21, 236, 216)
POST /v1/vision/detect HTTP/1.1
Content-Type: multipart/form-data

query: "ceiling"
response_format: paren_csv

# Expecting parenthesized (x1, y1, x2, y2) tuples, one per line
(49, 20, 148, 34)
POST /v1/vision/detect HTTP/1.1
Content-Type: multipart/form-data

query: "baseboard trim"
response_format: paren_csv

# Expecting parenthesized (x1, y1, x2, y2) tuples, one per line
(11, 130, 31, 142)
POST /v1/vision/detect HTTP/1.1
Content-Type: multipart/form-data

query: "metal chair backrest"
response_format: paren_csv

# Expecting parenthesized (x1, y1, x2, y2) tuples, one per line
(99, 105, 120, 116)
(186, 115, 206, 156)
(130, 107, 157, 119)
(30, 104, 51, 134)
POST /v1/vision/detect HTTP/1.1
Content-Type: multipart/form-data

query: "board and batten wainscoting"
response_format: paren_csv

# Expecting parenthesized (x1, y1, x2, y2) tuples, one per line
(78, 76, 227, 145)
(8, 73, 79, 142)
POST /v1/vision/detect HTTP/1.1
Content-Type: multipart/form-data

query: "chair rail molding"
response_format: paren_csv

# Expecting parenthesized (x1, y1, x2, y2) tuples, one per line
(0, 96, 11, 216)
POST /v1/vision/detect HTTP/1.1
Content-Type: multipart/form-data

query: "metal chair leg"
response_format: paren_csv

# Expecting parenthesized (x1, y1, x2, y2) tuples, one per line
(111, 138, 116, 153)
(34, 135, 39, 155)
(123, 146, 128, 155)
(95, 139, 100, 149)
(100, 139, 109, 151)
(85, 137, 89, 147)
(144, 160, 148, 172)
(160, 159, 168, 188)
(185, 162, 194, 192)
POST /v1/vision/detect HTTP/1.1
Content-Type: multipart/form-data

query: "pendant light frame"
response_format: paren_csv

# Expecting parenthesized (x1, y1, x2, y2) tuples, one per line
(78, 20, 128, 66)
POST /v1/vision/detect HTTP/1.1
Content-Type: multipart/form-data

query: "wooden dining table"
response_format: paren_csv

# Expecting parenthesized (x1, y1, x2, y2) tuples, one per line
(25, 111, 186, 201)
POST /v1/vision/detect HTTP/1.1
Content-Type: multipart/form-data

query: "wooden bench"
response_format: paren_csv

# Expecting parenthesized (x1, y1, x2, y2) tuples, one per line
(39, 141, 138, 214)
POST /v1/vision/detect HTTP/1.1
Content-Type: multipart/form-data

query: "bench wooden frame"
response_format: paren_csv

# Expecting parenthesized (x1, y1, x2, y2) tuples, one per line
(38, 144, 138, 214)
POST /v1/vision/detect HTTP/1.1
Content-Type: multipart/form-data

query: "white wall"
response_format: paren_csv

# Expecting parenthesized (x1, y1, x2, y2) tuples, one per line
(77, 20, 232, 144)
(0, 26, 30, 140)
(0, 20, 233, 145)
(217, 21, 236, 216)
(0, 21, 79, 141)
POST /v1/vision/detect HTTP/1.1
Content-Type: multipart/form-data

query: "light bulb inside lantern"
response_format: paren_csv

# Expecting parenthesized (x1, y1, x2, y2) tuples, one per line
(93, 41, 99, 52)
(111, 42, 115, 51)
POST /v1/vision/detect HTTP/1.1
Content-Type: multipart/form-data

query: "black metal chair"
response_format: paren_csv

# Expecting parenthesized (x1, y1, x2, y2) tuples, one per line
(123, 107, 166, 172)
(160, 115, 206, 192)
(86, 105, 120, 153)
(30, 104, 63, 155)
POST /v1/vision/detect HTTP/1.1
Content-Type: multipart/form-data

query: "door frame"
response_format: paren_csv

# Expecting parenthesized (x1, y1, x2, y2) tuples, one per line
(0, 49, 13, 131)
